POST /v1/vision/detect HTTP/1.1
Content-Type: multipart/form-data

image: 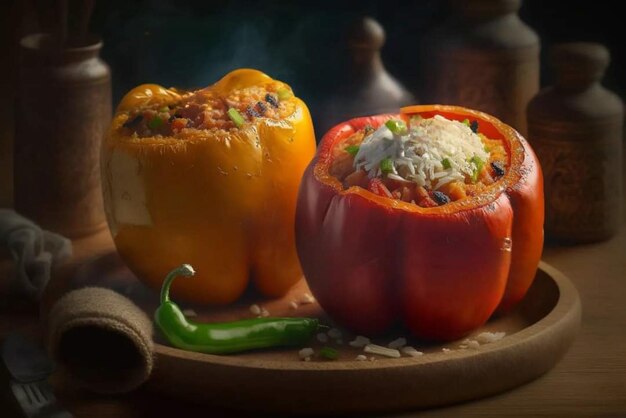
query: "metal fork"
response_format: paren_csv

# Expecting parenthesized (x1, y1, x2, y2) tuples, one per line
(10, 380, 72, 418)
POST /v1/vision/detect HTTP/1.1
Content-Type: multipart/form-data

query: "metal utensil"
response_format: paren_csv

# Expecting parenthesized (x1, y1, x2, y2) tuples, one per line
(1, 333, 73, 418)
(11, 380, 72, 418)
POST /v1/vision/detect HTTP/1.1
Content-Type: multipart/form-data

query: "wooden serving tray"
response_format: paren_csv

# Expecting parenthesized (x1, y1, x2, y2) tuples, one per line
(65, 254, 580, 415)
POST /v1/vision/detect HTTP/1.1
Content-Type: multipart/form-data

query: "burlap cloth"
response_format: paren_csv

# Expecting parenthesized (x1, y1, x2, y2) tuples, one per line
(47, 287, 154, 394)
(0, 209, 72, 301)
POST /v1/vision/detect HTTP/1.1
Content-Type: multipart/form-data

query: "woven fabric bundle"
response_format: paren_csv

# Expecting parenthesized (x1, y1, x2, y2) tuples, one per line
(47, 287, 153, 394)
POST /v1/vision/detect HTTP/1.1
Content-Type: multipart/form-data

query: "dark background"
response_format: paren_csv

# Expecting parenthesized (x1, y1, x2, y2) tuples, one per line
(4, 0, 625, 130)
(0, 0, 623, 207)
(83, 0, 625, 122)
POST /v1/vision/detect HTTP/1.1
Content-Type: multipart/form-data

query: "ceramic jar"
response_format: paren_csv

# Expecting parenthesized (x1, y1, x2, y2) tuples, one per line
(422, 0, 539, 136)
(316, 17, 414, 136)
(14, 34, 111, 237)
(527, 43, 623, 243)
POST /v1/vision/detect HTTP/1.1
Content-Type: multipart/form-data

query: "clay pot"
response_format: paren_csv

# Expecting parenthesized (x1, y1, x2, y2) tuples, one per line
(14, 33, 111, 237)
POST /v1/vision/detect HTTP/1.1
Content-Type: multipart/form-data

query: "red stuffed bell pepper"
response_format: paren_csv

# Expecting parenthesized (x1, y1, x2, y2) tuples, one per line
(295, 105, 543, 341)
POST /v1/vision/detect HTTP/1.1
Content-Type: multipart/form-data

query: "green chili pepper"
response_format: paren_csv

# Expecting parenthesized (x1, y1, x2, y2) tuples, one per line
(470, 155, 484, 183)
(442, 158, 452, 169)
(380, 158, 393, 174)
(227, 108, 245, 128)
(345, 145, 360, 156)
(319, 346, 339, 360)
(277, 88, 293, 100)
(154, 264, 320, 354)
(385, 119, 407, 135)
(148, 116, 163, 130)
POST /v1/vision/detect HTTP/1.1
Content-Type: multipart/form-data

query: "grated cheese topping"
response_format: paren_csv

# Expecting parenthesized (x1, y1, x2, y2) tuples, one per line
(353, 115, 490, 190)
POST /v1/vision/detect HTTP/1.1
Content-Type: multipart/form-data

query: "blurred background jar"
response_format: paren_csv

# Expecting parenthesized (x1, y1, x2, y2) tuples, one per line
(14, 31, 111, 237)
(315, 16, 414, 137)
(421, 0, 539, 136)
(527, 43, 623, 243)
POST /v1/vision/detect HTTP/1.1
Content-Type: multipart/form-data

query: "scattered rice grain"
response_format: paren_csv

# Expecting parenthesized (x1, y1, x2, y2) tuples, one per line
(475, 331, 506, 344)
(316, 333, 329, 343)
(388, 337, 407, 349)
(249, 304, 261, 315)
(182, 309, 197, 317)
(364, 344, 401, 358)
(328, 328, 342, 339)
(349, 336, 371, 348)
(401, 346, 424, 357)
(299, 348, 314, 360)
(355, 355, 368, 361)
(301, 293, 316, 304)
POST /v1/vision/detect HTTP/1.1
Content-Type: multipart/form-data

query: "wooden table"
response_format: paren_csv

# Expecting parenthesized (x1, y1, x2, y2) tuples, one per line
(2, 224, 625, 417)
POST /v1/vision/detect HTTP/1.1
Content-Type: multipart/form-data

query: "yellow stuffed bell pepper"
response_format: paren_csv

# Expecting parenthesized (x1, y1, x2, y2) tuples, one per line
(101, 69, 316, 304)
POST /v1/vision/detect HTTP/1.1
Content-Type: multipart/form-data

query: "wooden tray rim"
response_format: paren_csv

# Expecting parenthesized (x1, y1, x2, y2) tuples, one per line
(152, 261, 581, 371)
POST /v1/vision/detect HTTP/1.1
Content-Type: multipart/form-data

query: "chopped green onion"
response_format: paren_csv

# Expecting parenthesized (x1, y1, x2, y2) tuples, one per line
(380, 158, 393, 174)
(470, 155, 484, 183)
(228, 108, 245, 128)
(364, 124, 374, 134)
(409, 115, 423, 126)
(158, 106, 169, 113)
(277, 88, 293, 100)
(345, 145, 360, 156)
(484, 145, 491, 153)
(148, 116, 163, 130)
(442, 158, 452, 169)
(385, 119, 407, 135)
(319, 347, 339, 360)
(462, 119, 470, 127)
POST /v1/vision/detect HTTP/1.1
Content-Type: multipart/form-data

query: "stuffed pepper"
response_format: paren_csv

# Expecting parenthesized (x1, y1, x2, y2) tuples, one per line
(295, 105, 543, 341)
(102, 69, 316, 304)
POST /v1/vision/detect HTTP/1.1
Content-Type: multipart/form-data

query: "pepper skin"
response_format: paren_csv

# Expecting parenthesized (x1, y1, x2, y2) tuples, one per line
(102, 69, 316, 304)
(295, 105, 544, 341)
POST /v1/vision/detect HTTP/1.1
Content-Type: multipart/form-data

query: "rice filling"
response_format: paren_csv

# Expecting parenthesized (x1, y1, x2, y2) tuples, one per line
(120, 84, 295, 138)
(330, 114, 509, 208)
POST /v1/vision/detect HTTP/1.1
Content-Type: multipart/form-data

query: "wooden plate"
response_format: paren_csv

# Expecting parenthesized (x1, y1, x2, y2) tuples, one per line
(66, 255, 580, 415)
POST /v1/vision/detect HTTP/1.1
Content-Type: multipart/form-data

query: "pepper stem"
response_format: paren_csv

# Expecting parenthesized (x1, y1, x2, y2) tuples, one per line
(160, 264, 195, 304)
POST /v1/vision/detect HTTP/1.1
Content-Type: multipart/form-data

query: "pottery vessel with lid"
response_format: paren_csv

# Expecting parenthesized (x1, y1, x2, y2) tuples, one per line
(14, 33, 111, 237)
(527, 42, 623, 243)
(422, 0, 539, 136)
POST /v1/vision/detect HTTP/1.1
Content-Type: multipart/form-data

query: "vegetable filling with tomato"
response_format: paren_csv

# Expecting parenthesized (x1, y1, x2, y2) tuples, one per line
(104, 69, 317, 305)
(329, 115, 510, 207)
(121, 85, 295, 137)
